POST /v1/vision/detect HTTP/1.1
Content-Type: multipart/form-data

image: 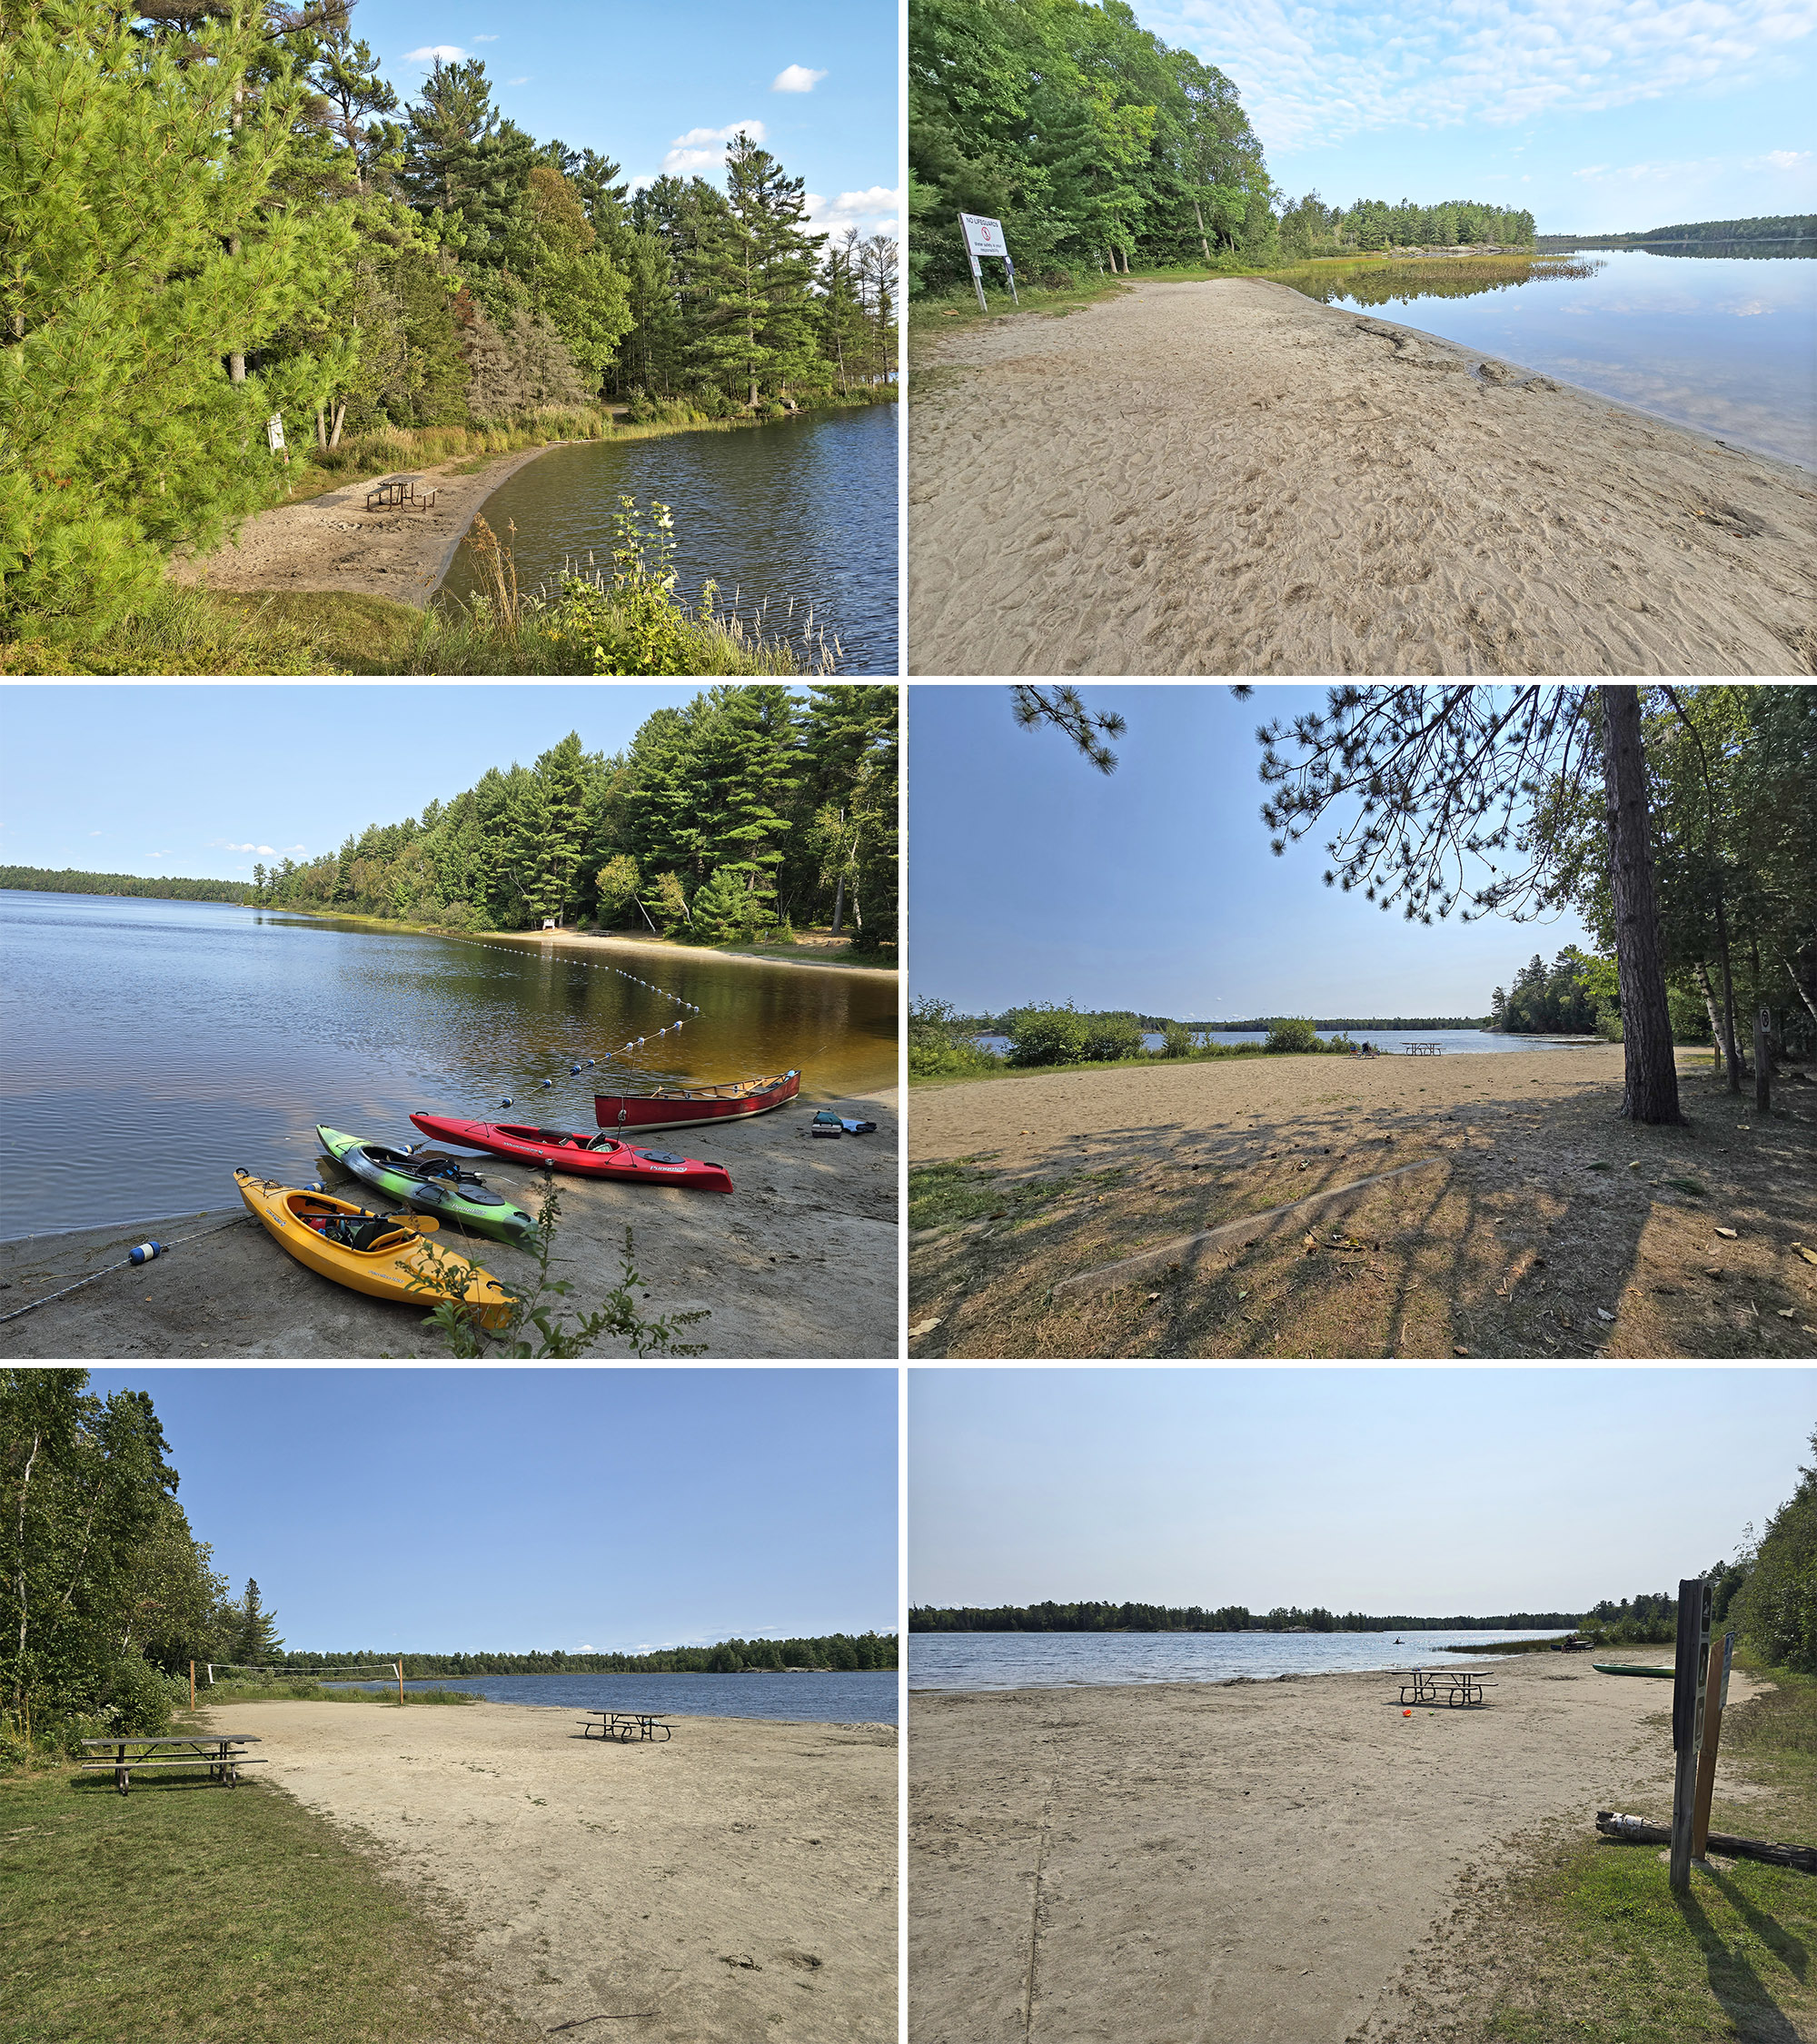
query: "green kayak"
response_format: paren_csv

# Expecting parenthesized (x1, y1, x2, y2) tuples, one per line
(1592, 1662, 1675, 1679)
(315, 1126, 539, 1247)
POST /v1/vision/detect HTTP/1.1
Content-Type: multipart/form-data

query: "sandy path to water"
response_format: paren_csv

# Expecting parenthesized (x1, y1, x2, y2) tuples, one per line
(909, 1653, 1762, 2044)
(907, 278, 1817, 675)
(202, 1699, 897, 2043)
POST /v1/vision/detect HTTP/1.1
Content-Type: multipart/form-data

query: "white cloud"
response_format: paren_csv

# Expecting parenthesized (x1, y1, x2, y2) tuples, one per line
(402, 45, 467, 64)
(1147, 0, 1817, 155)
(804, 185, 905, 239)
(1759, 147, 1812, 168)
(660, 120, 765, 176)
(89, 830, 102, 836)
(215, 839, 279, 855)
(772, 64, 827, 92)
(508, 76, 530, 84)
(1572, 156, 1719, 182)
(473, 32, 499, 40)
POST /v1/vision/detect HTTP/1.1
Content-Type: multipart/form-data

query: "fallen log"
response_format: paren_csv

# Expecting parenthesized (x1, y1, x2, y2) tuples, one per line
(1596, 1811, 1817, 1873)
(1049, 1156, 1445, 1300)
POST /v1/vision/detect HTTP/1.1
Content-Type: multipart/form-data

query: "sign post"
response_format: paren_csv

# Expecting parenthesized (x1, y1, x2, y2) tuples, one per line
(1691, 1628, 1736, 1860)
(1669, 1577, 1713, 1892)
(959, 213, 1018, 313)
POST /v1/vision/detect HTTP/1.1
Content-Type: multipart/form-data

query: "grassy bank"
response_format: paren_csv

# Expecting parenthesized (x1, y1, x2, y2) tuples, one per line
(0, 1757, 537, 2044)
(1401, 1661, 1817, 2043)
(193, 1681, 479, 1705)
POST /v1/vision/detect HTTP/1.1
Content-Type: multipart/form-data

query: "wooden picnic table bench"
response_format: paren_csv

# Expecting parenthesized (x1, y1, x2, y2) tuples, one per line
(1397, 1668, 1495, 1708)
(364, 475, 439, 513)
(580, 1710, 674, 1743)
(78, 1733, 264, 1795)
(1402, 1039, 1445, 1056)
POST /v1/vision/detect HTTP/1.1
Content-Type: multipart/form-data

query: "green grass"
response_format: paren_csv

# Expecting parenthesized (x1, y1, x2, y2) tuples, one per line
(0, 1761, 539, 2044)
(908, 1156, 1126, 1233)
(1477, 1662, 1817, 2043)
(193, 1682, 478, 1706)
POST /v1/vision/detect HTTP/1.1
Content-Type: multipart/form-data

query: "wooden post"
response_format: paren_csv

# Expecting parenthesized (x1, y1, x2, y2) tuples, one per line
(1670, 1578, 1713, 1892)
(1754, 1007, 1772, 1115)
(189, 1661, 195, 1711)
(1692, 1631, 1736, 1859)
(397, 1658, 404, 1707)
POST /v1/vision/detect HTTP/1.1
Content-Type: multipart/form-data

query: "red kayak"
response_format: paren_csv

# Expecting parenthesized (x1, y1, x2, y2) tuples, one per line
(594, 1068, 800, 1133)
(406, 1116, 733, 1194)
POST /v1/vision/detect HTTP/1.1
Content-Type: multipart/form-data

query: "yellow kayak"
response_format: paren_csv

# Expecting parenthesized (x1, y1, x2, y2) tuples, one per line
(234, 1171, 515, 1329)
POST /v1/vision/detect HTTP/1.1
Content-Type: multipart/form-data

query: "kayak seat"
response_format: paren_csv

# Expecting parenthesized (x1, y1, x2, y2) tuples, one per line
(303, 1213, 410, 1253)
(534, 1129, 578, 1146)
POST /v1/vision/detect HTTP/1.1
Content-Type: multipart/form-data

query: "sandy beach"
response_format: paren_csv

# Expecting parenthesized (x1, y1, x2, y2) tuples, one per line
(909, 1652, 1762, 2044)
(171, 442, 575, 606)
(201, 1699, 895, 2043)
(0, 1083, 897, 1359)
(908, 278, 1817, 675)
(908, 1047, 1817, 1357)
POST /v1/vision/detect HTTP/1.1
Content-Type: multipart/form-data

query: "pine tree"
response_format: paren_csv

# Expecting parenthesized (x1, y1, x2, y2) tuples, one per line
(233, 1578, 283, 1666)
(690, 133, 826, 406)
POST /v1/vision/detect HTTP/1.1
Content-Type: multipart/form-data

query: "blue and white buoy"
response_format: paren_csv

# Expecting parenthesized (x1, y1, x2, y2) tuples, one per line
(129, 1241, 166, 1265)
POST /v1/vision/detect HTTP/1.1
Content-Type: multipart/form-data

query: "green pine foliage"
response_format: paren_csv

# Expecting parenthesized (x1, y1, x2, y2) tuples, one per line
(3, 14, 896, 650)
(1734, 1433, 1817, 1675)
(0, 866, 252, 903)
(253, 684, 898, 947)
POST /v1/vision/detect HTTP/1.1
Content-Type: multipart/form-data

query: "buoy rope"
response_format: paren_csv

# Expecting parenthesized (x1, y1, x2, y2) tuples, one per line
(0, 1211, 255, 1327)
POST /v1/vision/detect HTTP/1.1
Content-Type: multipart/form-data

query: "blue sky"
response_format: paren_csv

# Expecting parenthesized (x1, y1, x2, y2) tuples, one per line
(910, 1369, 1816, 1612)
(1143, 0, 1816, 233)
(907, 684, 1595, 1018)
(0, 685, 711, 882)
(87, 1369, 898, 1651)
(352, 0, 899, 242)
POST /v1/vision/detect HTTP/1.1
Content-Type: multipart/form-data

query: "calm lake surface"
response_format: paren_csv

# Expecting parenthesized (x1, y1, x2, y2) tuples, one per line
(1, 891, 898, 1238)
(439, 402, 899, 674)
(909, 1631, 1570, 1691)
(976, 1027, 1589, 1056)
(1290, 246, 1816, 470)
(324, 1670, 897, 1723)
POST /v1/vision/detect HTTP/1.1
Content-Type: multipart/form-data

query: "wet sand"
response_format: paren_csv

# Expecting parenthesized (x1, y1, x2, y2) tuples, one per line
(204, 1699, 895, 2044)
(909, 1653, 1760, 2044)
(908, 278, 1817, 675)
(0, 1086, 897, 1359)
(908, 1048, 1817, 1357)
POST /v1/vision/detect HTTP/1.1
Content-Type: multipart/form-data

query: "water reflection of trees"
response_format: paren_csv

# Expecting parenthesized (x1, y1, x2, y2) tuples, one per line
(1279, 254, 1603, 307)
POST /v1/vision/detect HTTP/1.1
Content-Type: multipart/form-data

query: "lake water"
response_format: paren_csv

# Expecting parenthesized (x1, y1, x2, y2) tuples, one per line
(438, 402, 899, 674)
(1283, 246, 1816, 471)
(0, 891, 898, 1238)
(908, 1630, 1571, 1692)
(322, 1670, 897, 1723)
(975, 1027, 1589, 1057)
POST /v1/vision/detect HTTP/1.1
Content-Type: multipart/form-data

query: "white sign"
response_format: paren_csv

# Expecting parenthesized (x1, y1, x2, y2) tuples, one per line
(960, 213, 1008, 259)
(266, 412, 286, 452)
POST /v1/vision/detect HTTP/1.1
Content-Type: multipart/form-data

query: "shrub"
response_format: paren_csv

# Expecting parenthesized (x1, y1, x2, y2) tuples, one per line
(690, 866, 767, 944)
(1265, 1016, 1322, 1054)
(1079, 1011, 1144, 1062)
(908, 997, 1004, 1077)
(1006, 1003, 1089, 1067)
(1158, 1020, 1195, 1059)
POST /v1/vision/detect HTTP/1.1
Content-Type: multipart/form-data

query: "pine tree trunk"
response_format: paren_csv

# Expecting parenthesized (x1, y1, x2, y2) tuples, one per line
(1194, 200, 1210, 263)
(1599, 684, 1683, 1124)
(1712, 893, 1743, 1092)
(1784, 955, 1817, 1028)
(329, 402, 346, 448)
(829, 873, 844, 937)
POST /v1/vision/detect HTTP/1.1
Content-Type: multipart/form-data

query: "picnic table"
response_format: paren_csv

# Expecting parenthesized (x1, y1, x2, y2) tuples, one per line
(78, 1733, 264, 1795)
(580, 1711, 674, 1743)
(364, 475, 439, 513)
(1402, 1039, 1445, 1056)
(1397, 1668, 1494, 1708)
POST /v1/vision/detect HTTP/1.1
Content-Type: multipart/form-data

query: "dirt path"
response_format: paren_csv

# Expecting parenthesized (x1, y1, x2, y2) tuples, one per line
(204, 1700, 895, 2044)
(171, 442, 575, 606)
(908, 277, 1817, 675)
(909, 1654, 1759, 2044)
(1, 1086, 897, 1359)
(908, 1048, 1817, 1358)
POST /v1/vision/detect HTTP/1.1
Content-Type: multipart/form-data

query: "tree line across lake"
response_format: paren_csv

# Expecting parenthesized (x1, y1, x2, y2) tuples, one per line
(5, 686, 897, 949)
(0, 1370, 892, 1756)
(910, 1602, 1583, 1633)
(5, 1, 896, 648)
(909, 0, 1534, 293)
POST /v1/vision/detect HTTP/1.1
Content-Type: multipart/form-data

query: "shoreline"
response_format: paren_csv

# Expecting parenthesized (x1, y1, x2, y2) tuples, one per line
(202, 1698, 895, 2043)
(1, 1084, 899, 1356)
(908, 275, 1817, 674)
(176, 395, 897, 610)
(909, 1653, 1754, 2044)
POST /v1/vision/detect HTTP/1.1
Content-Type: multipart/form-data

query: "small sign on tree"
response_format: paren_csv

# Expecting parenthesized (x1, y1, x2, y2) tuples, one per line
(958, 213, 1018, 313)
(266, 412, 286, 452)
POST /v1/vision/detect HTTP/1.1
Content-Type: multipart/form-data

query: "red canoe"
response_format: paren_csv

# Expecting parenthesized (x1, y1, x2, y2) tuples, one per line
(406, 1116, 733, 1194)
(593, 1069, 800, 1133)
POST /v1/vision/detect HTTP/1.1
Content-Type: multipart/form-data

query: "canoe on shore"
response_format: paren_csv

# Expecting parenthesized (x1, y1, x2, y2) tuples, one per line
(593, 1070, 800, 1132)
(408, 1116, 734, 1193)
(234, 1169, 514, 1327)
(1592, 1662, 1676, 1679)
